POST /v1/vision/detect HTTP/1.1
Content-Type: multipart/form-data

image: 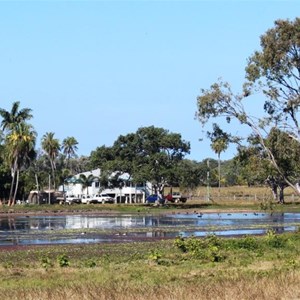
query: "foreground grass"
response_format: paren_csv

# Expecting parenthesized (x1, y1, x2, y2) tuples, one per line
(1, 231, 300, 300)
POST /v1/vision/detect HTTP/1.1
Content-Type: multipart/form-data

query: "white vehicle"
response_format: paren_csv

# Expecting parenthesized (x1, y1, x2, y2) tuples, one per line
(91, 193, 115, 204)
(65, 195, 81, 205)
(80, 194, 96, 204)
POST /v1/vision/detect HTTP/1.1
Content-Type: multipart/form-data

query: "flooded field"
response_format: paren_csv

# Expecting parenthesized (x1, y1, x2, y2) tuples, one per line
(0, 211, 300, 246)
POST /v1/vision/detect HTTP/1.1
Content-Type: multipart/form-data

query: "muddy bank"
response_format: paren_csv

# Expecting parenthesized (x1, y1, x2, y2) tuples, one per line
(0, 206, 260, 218)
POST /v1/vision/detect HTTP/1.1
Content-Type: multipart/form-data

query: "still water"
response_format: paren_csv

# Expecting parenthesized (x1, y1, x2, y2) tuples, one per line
(0, 212, 299, 246)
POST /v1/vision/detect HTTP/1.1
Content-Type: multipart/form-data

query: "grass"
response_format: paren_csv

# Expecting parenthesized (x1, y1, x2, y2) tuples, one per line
(1, 231, 300, 299)
(0, 186, 300, 299)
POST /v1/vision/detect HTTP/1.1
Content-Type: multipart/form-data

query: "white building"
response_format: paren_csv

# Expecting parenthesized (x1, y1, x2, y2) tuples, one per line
(62, 169, 151, 204)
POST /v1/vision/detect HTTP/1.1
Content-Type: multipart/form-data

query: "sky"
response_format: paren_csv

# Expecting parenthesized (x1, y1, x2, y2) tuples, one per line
(0, 0, 300, 161)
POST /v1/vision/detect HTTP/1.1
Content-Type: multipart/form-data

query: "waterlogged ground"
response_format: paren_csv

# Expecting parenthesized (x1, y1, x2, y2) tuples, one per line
(1, 211, 300, 246)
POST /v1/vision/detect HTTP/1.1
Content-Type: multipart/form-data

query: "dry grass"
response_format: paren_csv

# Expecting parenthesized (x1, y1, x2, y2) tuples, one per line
(186, 186, 300, 206)
(1, 270, 300, 300)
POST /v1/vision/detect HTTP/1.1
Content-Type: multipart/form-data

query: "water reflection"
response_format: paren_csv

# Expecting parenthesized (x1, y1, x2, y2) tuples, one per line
(0, 212, 299, 246)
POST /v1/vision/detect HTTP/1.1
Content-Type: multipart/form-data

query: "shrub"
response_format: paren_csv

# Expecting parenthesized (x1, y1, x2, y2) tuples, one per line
(265, 230, 285, 248)
(83, 259, 97, 268)
(174, 235, 224, 261)
(148, 249, 162, 261)
(57, 254, 70, 267)
(237, 235, 259, 250)
(41, 256, 53, 270)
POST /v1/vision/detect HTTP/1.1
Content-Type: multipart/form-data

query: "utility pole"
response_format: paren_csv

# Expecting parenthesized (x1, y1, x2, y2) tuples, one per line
(207, 159, 210, 201)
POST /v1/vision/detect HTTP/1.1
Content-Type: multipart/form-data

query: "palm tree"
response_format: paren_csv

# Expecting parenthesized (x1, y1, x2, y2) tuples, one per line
(62, 136, 78, 170)
(208, 124, 230, 194)
(76, 173, 96, 195)
(0, 102, 35, 205)
(211, 139, 228, 193)
(41, 132, 60, 190)
(5, 122, 36, 205)
(0, 101, 33, 132)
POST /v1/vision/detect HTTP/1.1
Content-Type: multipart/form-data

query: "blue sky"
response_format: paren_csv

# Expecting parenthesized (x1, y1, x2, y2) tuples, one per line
(0, 0, 299, 161)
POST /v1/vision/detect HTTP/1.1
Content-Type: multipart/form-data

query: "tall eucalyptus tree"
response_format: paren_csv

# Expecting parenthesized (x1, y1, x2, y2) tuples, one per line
(196, 18, 300, 196)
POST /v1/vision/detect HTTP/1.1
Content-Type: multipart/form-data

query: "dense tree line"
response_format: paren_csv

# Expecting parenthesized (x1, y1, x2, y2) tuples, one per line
(0, 102, 247, 205)
(0, 101, 89, 204)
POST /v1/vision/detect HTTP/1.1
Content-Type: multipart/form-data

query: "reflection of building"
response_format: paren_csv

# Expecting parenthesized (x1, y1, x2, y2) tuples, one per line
(28, 216, 66, 230)
(65, 215, 149, 229)
(61, 169, 152, 203)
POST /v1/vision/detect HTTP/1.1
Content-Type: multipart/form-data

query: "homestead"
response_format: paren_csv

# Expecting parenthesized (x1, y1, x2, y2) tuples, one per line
(61, 169, 151, 204)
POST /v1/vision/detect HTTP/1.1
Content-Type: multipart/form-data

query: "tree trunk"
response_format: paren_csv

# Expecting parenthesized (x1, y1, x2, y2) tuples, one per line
(12, 170, 20, 205)
(49, 158, 56, 190)
(8, 174, 15, 206)
(8, 158, 18, 206)
(218, 152, 221, 195)
(278, 186, 285, 204)
(266, 176, 278, 201)
(35, 173, 39, 191)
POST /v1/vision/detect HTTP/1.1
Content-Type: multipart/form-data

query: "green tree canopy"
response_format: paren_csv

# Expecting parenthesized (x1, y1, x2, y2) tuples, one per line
(90, 126, 190, 194)
(41, 132, 60, 189)
(196, 18, 300, 196)
(0, 102, 36, 205)
(0, 101, 33, 132)
(62, 136, 78, 169)
(76, 173, 97, 195)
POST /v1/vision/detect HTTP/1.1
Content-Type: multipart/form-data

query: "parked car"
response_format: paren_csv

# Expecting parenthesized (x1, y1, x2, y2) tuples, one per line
(65, 195, 81, 205)
(91, 193, 115, 204)
(164, 192, 188, 203)
(80, 194, 97, 204)
(146, 194, 165, 204)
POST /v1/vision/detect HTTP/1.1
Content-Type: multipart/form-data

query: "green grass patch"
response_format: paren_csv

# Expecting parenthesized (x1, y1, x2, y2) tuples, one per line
(1, 231, 300, 299)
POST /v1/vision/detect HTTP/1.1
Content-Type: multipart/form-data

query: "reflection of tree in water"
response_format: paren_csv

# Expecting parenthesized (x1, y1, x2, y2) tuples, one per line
(0, 212, 299, 246)
(145, 216, 159, 226)
(8, 217, 16, 231)
(8, 217, 19, 245)
(29, 217, 66, 230)
(269, 213, 285, 234)
(151, 231, 167, 237)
